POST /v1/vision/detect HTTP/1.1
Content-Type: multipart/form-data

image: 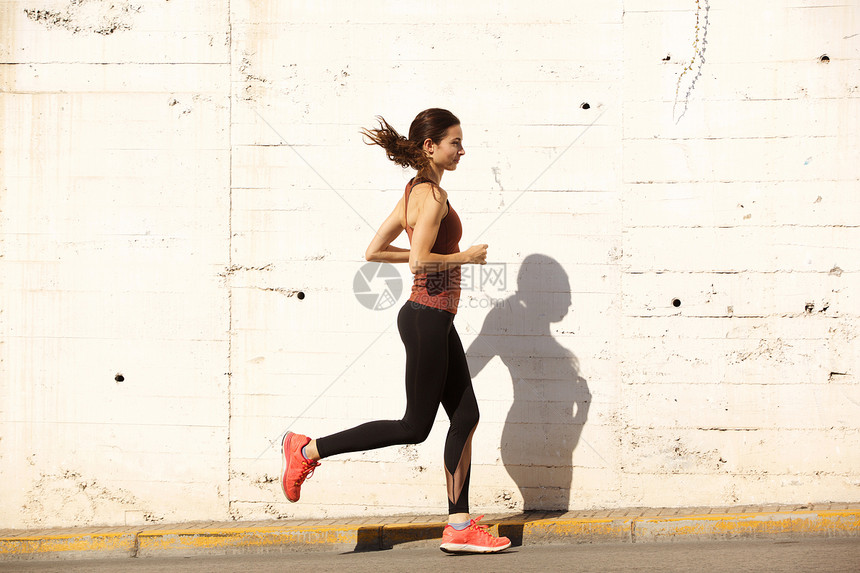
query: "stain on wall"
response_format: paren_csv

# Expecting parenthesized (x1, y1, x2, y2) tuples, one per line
(24, 0, 141, 36)
(673, 0, 710, 123)
(22, 470, 160, 527)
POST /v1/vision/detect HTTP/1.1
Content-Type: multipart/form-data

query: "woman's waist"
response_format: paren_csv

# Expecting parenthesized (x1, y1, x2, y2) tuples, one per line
(412, 267, 461, 286)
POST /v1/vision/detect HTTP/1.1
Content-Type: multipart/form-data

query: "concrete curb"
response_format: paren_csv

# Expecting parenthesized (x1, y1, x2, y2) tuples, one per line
(1, 509, 858, 561)
(498, 509, 860, 545)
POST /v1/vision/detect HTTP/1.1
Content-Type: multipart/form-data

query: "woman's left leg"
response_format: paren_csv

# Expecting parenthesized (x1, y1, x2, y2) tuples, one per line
(440, 323, 480, 516)
(437, 323, 512, 553)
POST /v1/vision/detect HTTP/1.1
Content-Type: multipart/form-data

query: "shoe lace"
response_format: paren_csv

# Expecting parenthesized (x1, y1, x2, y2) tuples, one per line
(468, 515, 495, 540)
(295, 459, 320, 486)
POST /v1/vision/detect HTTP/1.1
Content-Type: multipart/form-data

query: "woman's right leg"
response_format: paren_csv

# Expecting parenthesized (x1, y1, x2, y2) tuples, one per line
(282, 302, 453, 502)
(313, 302, 454, 459)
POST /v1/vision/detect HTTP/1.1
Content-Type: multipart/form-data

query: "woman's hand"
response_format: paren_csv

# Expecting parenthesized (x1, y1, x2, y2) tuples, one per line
(462, 244, 488, 265)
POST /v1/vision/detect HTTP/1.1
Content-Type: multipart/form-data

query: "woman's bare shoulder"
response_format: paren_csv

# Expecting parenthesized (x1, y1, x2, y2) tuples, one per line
(407, 182, 447, 227)
(411, 181, 448, 203)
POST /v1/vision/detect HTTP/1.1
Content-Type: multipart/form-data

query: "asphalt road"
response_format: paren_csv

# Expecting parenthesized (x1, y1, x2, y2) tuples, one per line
(2, 538, 858, 572)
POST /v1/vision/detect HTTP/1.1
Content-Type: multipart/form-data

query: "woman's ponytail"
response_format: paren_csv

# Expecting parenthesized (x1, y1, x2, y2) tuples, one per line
(361, 109, 460, 175)
(361, 117, 430, 172)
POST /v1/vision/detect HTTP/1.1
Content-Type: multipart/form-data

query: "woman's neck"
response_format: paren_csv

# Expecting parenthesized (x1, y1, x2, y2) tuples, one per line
(421, 164, 444, 185)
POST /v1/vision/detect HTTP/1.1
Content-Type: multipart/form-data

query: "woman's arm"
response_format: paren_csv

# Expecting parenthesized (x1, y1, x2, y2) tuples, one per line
(408, 184, 487, 274)
(365, 200, 410, 263)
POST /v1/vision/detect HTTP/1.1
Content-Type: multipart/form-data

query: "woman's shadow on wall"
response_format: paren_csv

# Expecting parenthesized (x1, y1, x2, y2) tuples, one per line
(466, 253, 590, 512)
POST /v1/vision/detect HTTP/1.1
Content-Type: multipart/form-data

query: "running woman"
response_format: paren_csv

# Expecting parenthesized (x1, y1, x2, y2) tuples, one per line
(279, 108, 510, 554)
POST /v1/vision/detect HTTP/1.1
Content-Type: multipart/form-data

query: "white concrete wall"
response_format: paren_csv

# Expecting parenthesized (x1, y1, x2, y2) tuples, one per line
(1, 0, 232, 527)
(620, 0, 859, 508)
(1, 0, 857, 528)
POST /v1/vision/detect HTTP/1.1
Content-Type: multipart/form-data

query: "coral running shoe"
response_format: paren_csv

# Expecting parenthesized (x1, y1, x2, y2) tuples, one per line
(440, 515, 511, 553)
(280, 432, 320, 503)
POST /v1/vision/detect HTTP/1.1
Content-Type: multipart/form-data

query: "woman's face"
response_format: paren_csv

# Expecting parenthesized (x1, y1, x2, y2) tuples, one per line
(428, 125, 465, 171)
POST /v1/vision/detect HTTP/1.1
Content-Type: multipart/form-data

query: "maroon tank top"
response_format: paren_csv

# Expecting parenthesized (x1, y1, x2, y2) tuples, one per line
(404, 177, 462, 314)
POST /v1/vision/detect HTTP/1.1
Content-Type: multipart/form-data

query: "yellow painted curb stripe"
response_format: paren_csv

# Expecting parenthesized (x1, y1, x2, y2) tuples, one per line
(634, 510, 860, 538)
(0, 532, 135, 556)
(137, 524, 374, 552)
(1, 511, 857, 557)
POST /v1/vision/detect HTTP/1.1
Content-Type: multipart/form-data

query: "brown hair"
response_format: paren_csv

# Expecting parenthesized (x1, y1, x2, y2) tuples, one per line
(361, 108, 460, 174)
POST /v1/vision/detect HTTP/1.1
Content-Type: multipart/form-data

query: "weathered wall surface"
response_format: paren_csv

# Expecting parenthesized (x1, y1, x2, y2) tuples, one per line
(1, 0, 857, 528)
(620, 0, 859, 507)
(0, 0, 232, 527)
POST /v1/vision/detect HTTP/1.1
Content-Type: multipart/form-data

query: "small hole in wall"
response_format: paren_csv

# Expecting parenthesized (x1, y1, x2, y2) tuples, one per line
(672, 298, 682, 308)
(115, 373, 125, 382)
(580, 102, 590, 110)
(297, 291, 305, 300)
(662, 54, 671, 61)
(819, 54, 830, 63)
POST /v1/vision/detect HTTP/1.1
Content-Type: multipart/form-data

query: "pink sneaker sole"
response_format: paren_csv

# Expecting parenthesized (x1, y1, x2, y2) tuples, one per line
(280, 432, 298, 502)
(440, 540, 511, 553)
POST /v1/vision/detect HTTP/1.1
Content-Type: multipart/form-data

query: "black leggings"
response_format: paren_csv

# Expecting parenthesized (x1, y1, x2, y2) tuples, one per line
(315, 301, 480, 515)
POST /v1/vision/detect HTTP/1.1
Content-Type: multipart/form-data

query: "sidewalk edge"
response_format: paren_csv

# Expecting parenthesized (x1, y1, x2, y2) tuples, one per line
(1, 510, 857, 560)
